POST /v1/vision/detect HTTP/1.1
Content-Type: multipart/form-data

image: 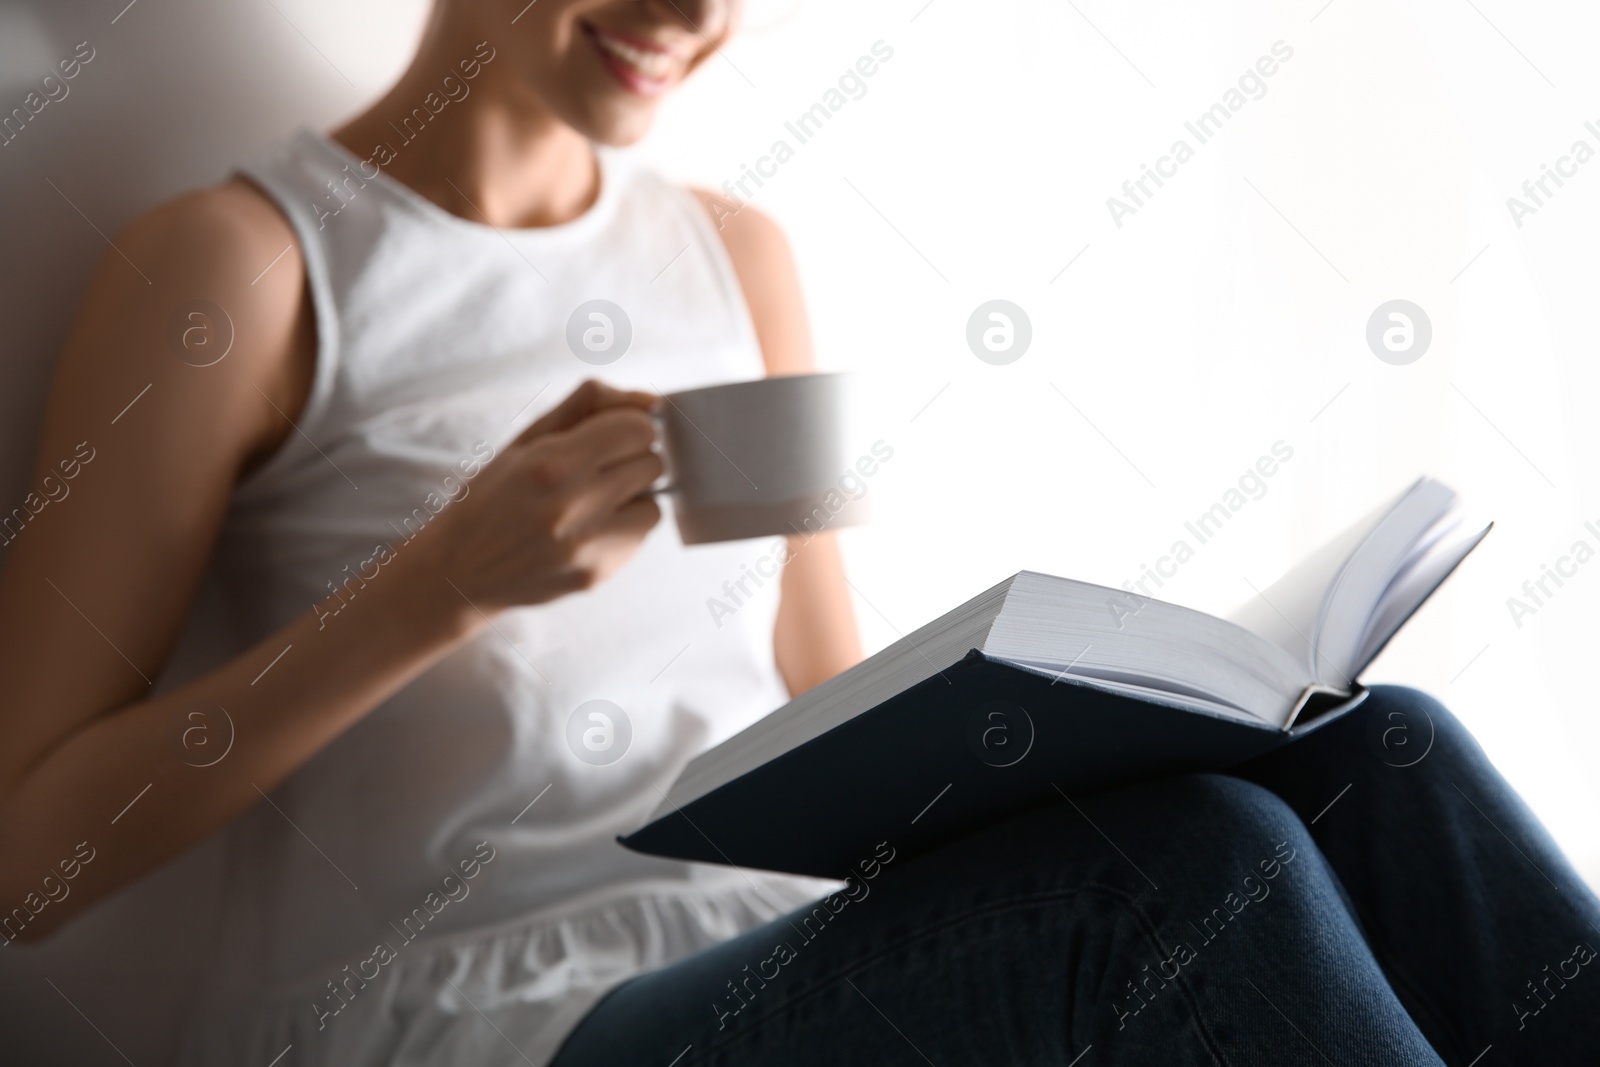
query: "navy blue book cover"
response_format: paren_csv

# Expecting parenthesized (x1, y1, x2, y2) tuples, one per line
(619, 650, 1366, 879)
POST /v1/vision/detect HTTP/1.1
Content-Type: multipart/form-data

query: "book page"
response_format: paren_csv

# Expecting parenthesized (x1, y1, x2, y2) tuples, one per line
(1315, 479, 1458, 685)
(1226, 492, 1398, 675)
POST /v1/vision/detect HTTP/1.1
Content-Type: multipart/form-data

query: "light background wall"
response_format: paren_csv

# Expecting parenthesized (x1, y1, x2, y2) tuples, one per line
(647, 0, 1600, 891)
(1, 0, 1597, 1059)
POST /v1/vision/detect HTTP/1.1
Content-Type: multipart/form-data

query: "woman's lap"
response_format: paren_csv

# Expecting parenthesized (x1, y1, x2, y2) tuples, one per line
(1234, 685, 1600, 1062)
(550, 687, 1600, 1066)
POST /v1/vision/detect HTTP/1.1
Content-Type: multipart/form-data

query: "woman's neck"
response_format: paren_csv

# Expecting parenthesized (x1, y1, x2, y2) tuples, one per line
(331, 33, 599, 230)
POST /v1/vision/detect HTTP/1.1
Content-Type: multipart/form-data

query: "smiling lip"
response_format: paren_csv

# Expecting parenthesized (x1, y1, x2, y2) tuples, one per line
(582, 23, 687, 97)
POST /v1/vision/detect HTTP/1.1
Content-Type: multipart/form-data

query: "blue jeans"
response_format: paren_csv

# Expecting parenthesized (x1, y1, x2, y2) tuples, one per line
(550, 687, 1600, 1065)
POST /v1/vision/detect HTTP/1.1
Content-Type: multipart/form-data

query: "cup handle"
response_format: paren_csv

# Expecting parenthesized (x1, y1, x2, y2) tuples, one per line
(649, 407, 675, 494)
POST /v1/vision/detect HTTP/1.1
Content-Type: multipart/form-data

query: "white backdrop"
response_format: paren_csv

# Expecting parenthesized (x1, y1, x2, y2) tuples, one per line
(2, 0, 1598, 1058)
(650, 0, 1600, 890)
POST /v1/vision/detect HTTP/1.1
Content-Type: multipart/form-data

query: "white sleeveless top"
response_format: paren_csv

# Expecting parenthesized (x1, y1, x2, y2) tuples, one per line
(176, 128, 829, 1066)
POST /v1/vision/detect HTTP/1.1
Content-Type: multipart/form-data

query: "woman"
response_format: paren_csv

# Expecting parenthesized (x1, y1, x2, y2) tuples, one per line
(0, 0, 1593, 1064)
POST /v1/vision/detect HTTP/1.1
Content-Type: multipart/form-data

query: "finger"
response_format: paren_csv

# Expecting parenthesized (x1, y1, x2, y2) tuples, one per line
(544, 495, 663, 596)
(558, 452, 665, 532)
(582, 493, 663, 543)
(538, 407, 660, 481)
(515, 379, 659, 444)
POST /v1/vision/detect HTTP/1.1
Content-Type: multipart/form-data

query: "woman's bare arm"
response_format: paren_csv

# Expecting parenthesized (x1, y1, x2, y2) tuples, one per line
(694, 191, 865, 696)
(0, 182, 664, 942)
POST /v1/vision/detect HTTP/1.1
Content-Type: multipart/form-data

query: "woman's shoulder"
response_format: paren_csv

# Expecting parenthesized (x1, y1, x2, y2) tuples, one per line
(97, 176, 316, 465)
(684, 186, 784, 241)
(119, 177, 301, 281)
(684, 189, 814, 377)
(683, 188, 797, 302)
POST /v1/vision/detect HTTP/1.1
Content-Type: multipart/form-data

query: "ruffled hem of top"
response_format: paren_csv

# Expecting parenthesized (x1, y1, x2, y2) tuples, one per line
(176, 873, 828, 1067)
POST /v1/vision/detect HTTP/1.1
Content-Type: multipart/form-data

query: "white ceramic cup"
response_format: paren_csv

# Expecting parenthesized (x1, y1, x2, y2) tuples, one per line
(657, 373, 869, 545)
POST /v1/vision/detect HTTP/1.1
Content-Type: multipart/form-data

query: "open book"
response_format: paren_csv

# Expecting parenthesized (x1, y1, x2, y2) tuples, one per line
(622, 478, 1490, 877)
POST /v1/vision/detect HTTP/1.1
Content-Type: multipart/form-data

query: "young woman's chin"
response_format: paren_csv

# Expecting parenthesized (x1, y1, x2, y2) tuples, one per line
(579, 108, 658, 148)
(554, 85, 667, 147)
(548, 41, 699, 144)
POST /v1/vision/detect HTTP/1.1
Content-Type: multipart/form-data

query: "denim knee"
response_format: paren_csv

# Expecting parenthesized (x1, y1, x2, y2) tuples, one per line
(1065, 773, 1317, 888)
(1360, 684, 1480, 762)
(1139, 773, 1308, 850)
(1363, 684, 1447, 721)
(894, 773, 1311, 908)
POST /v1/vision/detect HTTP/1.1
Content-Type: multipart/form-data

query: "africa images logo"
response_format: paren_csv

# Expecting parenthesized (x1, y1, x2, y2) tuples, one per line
(966, 300, 1032, 365)
(1365, 300, 1431, 366)
(966, 700, 1035, 768)
(565, 700, 632, 766)
(565, 299, 633, 366)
